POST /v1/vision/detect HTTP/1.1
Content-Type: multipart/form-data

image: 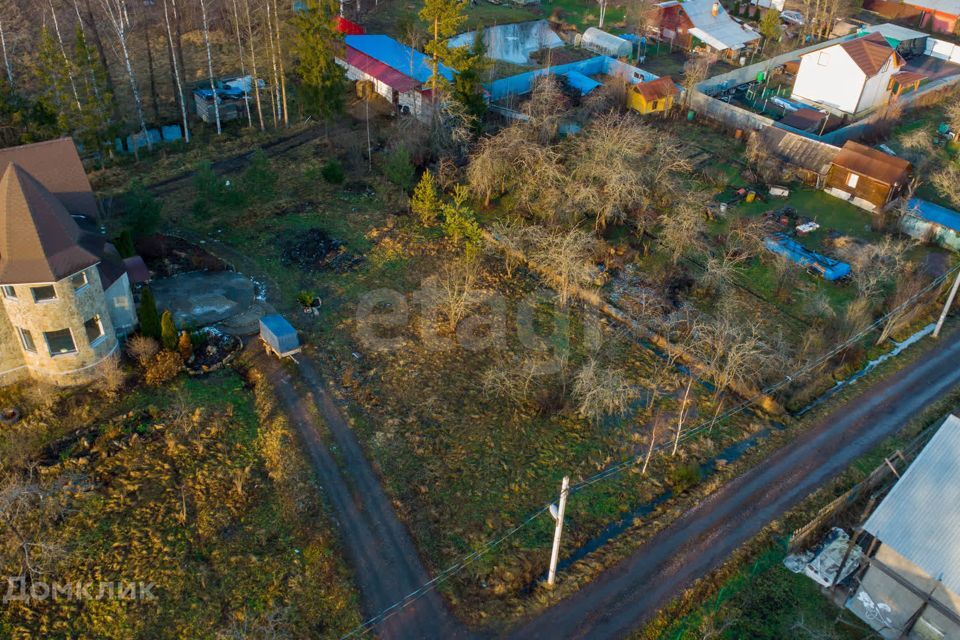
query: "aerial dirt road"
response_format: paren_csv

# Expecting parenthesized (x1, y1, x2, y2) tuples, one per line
(509, 328, 960, 640)
(251, 347, 465, 640)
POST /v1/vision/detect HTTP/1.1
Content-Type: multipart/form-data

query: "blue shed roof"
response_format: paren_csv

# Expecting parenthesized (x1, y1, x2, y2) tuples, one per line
(764, 233, 851, 281)
(563, 70, 603, 95)
(345, 35, 455, 84)
(907, 198, 960, 233)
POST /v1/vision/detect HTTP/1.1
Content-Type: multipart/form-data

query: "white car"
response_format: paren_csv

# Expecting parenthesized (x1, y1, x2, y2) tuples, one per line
(781, 10, 805, 25)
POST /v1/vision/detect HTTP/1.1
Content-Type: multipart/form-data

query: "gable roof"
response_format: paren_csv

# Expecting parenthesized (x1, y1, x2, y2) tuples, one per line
(0, 163, 102, 284)
(344, 35, 455, 85)
(864, 415, 960, 596)
(0, 139, 98, 219)
(665, 0, 760, 50)
(839, 32, 901, 76)
(633, 76, 681, 102)
(832, 140, 911, 185)
(343, 46, 420, 93)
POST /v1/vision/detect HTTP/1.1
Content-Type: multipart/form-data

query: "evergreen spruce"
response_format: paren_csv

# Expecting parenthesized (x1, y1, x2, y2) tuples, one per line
(138, 287, 161, 340)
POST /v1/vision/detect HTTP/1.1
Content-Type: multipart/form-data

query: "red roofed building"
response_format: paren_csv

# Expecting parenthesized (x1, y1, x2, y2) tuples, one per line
(335, 16, 365, 35)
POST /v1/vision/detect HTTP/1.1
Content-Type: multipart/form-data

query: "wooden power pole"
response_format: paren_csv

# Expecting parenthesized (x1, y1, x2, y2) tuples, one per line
(547, 476, 570, 587)
(934, 269, 960, 338)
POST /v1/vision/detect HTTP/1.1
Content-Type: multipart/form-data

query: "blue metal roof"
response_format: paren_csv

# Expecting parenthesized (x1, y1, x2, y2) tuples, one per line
(484, 56, 658, 101)
(563, 70, 603, 95)
(345, 35, 455, 84)
(764, 233, 851, 281)
(907, 197, 960, 233)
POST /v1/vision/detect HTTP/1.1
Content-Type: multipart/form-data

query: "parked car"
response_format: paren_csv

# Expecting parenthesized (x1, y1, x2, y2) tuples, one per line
(781, 10, 804, 25)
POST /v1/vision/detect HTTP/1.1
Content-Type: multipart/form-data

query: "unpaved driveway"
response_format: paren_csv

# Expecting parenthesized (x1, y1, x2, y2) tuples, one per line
(250, 346, 464, 639)
(509, 328, 960, 639)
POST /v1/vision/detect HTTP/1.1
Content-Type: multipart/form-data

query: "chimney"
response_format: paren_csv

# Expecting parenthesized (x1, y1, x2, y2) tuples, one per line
(712, 1, 719, 16)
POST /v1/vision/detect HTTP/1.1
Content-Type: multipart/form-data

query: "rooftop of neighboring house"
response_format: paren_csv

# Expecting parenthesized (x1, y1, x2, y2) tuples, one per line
(904, 0, 960, 15)
(839, 31, 903, 75)
(831, 140, 911, 185)
(632, 76, 681, 102)
(343, 35, 456, 86)
(0, 139, 124, 287)
(864, 414, 960, 596)
(657, 0, 761, 50)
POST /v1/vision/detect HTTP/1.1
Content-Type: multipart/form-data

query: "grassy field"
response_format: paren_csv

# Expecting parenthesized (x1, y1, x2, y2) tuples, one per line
(0, 368, 361, 639)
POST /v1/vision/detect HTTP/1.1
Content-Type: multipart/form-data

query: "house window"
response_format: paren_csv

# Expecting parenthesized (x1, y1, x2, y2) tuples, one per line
(114, 295, 129, 309)
(17, 328, 35, 353)
(84, 315, 105, 345)
(818, 52, 830, 66)
(846, 173, 860, 188)
(32, 286, 57, 302)
(71, 271, 89, 291)
(44, 328, 76, 356)
(2, 286, 16, 299)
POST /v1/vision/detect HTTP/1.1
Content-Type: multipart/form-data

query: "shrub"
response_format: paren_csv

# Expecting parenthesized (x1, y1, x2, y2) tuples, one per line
(115, 230, 136, 258)
(160, 311, 178, 351)
(669, 462, 703, 492)
(241, 149, 277, 202)
(320, 159, 345, 184)
(95, 355, 125, 400)
(297, 291, 316, 308)
(411, 170, 441, 226)
(383, 146, 415, 192)
(193, 160, 220, 202)
(126, 334, 160, 367)
(123, 180, 162, 238)
(177, 331, 193, 362)
(145, 351, 183, 386)
(138, 288, 161, 340)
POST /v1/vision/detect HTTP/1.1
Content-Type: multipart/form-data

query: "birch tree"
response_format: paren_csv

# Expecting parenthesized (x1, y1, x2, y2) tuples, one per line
(243, 0, 265, 130)
(98, 0, 150, 150)
(265, 0, 280, 126)
(273, 0, 290, 127)
(0, 1, 20, 86)
(163, 0, 190, 141)
(48, 2, 83, 113)
(231, 0, 253, 128)
(199, 0, 222, 134)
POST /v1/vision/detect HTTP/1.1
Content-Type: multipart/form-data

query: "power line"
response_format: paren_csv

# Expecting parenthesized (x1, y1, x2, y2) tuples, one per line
(338, 260, 960, 639)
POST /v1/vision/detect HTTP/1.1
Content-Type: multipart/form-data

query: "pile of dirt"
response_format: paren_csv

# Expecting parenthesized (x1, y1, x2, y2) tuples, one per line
(135, 234, 229, 278)
(280, 229, 363, 272)
(187, 329, 242, 374)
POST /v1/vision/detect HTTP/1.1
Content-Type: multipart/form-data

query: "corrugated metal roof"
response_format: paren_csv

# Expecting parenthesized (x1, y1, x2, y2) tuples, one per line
(671, 0, 760, 50)
(832, 140, 911, 185)
(344, 35, 454, 85)
(839, 32, 901, 76)
(343, 47, 420, 93)
(633, 75, 681, 101)
(758, 127, 840, 175)
(906, 0, 960, 15)
(864, 415, 960, 596)
(862, 23, 929, 45)
(906, 198, 960, 232)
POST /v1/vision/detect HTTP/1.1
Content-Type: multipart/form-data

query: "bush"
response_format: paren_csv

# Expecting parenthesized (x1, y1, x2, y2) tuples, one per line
(320, 159, 345, 184)
(95, 355, 125, 400)
(160, 310, 178, 351)
(123, 180, 162, 237)
(297, 291, 316, 308)
(178, 331, 193, 362)
(241, 149, 277, 202)
(383, 146, 415, 192)
(138, 287, 161, 340)
(115, 230, 136, 258)
(126, 334, 160, 367)
(668, 462, 703, 492)
(145, 351, 183, 386)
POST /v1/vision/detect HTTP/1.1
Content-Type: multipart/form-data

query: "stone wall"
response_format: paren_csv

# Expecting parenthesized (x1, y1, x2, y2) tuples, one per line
(0, 265, 119, 386)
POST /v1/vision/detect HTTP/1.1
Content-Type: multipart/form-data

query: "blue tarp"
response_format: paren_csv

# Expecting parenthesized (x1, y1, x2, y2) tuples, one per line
(345, 35, 455, 84)
(563, 70, 603, 95)
(907, 198, 960, 233)
(484, 55, 657, 101)
(194, 87, 245, 100)
(764, 233, 851, 281)
(161, 124, 183, 142)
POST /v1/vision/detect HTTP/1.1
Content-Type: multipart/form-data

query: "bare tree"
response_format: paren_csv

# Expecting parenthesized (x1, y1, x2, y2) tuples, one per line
(875, 265, 932, 344)
(526, 225, 598, 306)
(48, 1, 83, 112)
(681, 52, 717, 108)
(931, 163, 960, 209)
(243, 0, 265, 130)
(230, 0, 253, 128)
(199, 0, 222, 134)
(163, 0, 191, 141)
(658, 198, 706, 263)
(421, 257, 482, 333)
(573, 358, 638, 423)
(98, 0, 150, 149)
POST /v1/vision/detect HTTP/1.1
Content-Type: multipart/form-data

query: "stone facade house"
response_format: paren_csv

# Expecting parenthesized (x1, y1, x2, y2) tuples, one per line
(0, 138, 138, 386)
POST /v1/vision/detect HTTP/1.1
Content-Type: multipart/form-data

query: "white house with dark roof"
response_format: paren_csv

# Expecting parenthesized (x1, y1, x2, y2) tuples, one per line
(791, 32, 904, 115)
(0, 138, 137, 386)
(847, 414, 960, 639)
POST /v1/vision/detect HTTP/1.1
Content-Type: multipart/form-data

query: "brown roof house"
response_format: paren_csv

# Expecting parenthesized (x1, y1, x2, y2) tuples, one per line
(824, 141, 911, 212)
(0, 138, 137, 386)
(791, 32, 904, 116)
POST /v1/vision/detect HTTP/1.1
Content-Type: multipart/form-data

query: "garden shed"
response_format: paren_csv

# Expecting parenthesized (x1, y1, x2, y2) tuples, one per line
(754, 128, 840, 186)
(900, 198, 960, 251)
(824, 141, 911, 211)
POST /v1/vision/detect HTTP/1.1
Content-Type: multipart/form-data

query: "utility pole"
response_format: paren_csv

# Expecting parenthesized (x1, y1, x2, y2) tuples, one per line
(933, 269, 960, 338)
(547, 476, 570, 587)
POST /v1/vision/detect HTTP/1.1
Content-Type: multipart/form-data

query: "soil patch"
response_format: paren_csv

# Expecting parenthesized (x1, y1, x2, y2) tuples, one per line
(135, 233, 229, 277)
(280, 228, 364, 273)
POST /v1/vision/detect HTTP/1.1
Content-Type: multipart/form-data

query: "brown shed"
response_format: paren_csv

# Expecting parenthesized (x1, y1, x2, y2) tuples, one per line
(825, 141, 911, 211)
